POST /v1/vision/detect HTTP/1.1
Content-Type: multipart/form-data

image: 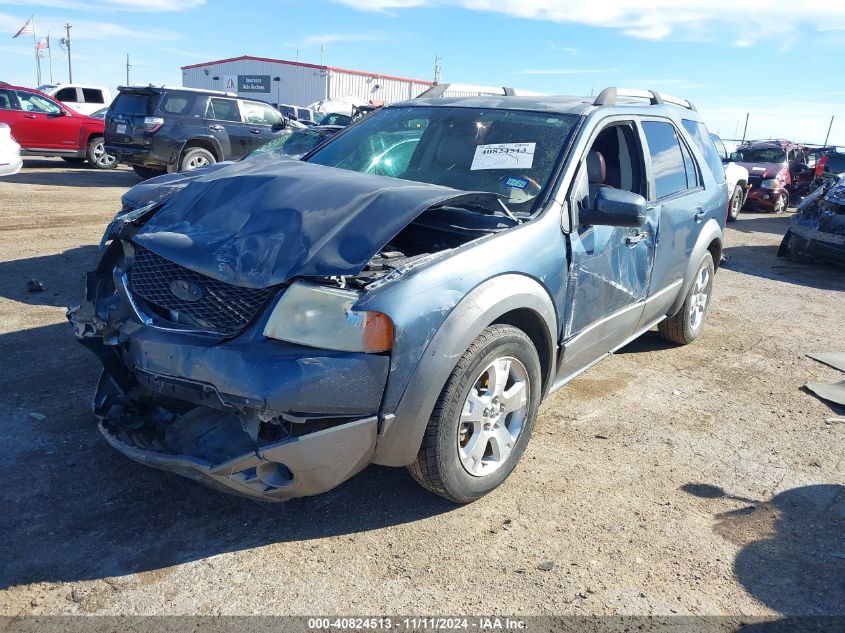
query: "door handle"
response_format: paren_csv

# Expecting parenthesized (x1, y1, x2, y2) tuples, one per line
(625, 231, 648, 245)
(208, 124, 223, 131)
(694, 206, 706, 222)
(24, 114, 37, 119)
(249, 129, 261, 135)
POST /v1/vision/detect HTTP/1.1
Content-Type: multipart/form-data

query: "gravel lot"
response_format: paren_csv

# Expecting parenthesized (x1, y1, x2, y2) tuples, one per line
(0, 159, 842, 620)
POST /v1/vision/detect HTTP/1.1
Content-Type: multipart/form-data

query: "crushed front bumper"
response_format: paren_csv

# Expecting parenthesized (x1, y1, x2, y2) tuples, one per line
(69, 240, 392, 501)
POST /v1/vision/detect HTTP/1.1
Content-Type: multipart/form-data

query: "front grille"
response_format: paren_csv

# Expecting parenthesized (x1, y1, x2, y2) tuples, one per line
(128, 245, 275, 336)
(749, 176, 763, 189)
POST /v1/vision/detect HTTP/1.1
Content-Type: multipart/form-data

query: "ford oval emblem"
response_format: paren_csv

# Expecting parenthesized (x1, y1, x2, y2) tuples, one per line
(170, 279, 204, 302)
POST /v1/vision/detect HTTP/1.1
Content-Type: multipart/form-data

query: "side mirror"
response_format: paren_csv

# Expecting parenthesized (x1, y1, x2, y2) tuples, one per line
(581, 188, 648, 228)
(729, 151, 742, 162)
(271, 120, 286, 131)
(49, 110, 66, 117)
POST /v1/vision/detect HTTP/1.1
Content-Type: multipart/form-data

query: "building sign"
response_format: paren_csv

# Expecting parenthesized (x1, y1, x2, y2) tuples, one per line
(238, 75, 270, 93)
(222, 75, 237, 92)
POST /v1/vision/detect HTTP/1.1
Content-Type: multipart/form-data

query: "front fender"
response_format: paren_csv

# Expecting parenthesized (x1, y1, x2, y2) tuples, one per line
(371, 274, 558, 467)
(667, 218, 723, 317)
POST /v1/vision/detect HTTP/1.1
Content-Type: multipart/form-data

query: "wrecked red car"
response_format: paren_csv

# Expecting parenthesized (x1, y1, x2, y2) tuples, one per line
(735, 140, 813, 213)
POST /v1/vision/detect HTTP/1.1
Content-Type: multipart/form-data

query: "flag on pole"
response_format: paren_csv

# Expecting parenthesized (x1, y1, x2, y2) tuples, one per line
(12, 17, 33, 38)
(36, 37, 47, 51)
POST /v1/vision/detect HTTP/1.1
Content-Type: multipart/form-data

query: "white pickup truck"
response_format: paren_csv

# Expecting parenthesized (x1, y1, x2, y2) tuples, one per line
(710, 133, 749, 222)
(37, 83, 112, 117)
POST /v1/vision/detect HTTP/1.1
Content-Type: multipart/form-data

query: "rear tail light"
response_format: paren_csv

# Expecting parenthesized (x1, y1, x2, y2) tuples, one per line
(816, 155, 828, 178)
(143, 117, 164, 133)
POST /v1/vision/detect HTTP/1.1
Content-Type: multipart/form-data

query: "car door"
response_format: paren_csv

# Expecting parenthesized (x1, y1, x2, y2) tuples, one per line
(13, 90, 79, 150)
(637, 118, 713, 328)
(240, 100, 284, 151)
(558, 119, 658, 377)
(206, 97, 250, 159)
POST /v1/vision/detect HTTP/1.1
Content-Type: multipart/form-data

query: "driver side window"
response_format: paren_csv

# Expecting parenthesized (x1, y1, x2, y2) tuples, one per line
(16, 91, 61, 114)
(571, 121, 647, 217)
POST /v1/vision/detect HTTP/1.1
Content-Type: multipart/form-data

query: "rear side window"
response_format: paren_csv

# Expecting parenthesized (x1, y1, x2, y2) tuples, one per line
(642, 121, 692, 199)
(206, 98, 241, 122)
(681, 120, 725, 185)
(82, 88, 104, 104)
(112, 93, 156, 115)
(0, 89, 18, 110)
(54, 87, 77, 102)
(160, 93, 194, 115)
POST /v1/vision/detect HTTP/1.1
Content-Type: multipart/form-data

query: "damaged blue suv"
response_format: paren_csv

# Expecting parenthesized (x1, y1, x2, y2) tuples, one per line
(69, 87, 727, 503)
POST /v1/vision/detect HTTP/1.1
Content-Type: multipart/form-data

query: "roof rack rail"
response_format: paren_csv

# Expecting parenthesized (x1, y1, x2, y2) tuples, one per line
(415, 83, 518, 99)
(416, 83, 450, 99)
(593, 87, 697, 112)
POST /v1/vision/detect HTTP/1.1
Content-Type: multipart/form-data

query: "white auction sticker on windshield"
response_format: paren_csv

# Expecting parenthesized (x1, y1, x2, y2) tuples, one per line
(470, 143, 536, 170)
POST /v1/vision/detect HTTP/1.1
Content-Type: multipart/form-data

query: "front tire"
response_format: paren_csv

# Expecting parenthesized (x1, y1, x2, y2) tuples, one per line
(86, 136, 117, 170)
(727, 185, 743, 222)
(179, 147, 215, 172)
(408, 324, 541, 503)
(658, 252, 715, 345)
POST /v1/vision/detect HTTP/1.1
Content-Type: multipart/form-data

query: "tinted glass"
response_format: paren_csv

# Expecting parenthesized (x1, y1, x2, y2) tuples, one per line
(680, 139, 699, 188)
(307, 106, 578, 212)
(642, 121, 688, 199)
(161, 94, 193, 114)
(208, 98, 241, 122)
(0, 89, 18, 110)
(682, 121, 726, 184)
(112, 93, 156, 115)
(17, 91, 61, 114)
(55, 87, 77, 101)
(82, 88, 105, 104)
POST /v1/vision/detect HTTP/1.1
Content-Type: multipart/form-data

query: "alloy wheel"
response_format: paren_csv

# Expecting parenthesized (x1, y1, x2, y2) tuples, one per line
(688, 265, 710, 331)
(92, 142, 116, 168)
(457, 356, 530, 477)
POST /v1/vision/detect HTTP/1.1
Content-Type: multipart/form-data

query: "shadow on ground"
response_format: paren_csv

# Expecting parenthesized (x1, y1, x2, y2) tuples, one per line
(729, 212, 795, 237)
(0, 245, 101, 308)
(5, 160, 139, 188)
(721, 244, 845, 292)
(682, 483, 845, 619)
(0, 322, 456, 591)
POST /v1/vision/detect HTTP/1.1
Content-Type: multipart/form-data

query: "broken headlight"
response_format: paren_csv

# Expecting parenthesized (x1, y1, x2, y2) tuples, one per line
(263, 282, 393, 352)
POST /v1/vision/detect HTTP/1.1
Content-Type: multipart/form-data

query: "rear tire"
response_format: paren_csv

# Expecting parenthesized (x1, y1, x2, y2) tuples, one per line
(727, 185, 743, 222)
(658, 252, 715, 346)
(85, 136, 117, 170)
(132, 165, 166, 180)
(179, 147, 215, 172)
(408, 324, 541, 503)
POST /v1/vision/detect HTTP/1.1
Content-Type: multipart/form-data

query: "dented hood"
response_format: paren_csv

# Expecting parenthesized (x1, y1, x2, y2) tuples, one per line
(133, 159, 489, 288)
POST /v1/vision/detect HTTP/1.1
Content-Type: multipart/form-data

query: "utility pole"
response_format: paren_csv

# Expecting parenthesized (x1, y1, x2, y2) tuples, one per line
(823, 115, 835, 147)
(741, 112, 749, 144)
(433, 55, 442, 85)
(64, 23, 72, 83)
(126, 54, 131, 85)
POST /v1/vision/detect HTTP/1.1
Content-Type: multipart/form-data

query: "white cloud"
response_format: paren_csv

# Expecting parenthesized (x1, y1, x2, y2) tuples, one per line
(0, 0, 203, 12)
(520, 68, 617, 75)
(332, 0, 845, 44)
(0, 11, 178, 40)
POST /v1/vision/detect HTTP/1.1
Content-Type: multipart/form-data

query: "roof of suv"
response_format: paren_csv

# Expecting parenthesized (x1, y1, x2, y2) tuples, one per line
(738, 139, 800, 150)
(118, 85, 238, 98)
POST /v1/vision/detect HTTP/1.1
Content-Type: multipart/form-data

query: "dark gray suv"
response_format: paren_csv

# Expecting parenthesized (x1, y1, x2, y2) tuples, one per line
(105, 85, 287, 179)
(71, 87, 727, 503)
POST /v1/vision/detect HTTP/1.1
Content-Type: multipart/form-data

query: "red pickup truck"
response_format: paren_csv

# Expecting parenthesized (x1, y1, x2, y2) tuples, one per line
(0, 84, 115, 169)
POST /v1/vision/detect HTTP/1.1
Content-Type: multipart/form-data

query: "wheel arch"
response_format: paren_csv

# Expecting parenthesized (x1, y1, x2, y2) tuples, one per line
(667, 219, 723, 317)
(179, 137, 222, 162)
(372, 274, 558, 467)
